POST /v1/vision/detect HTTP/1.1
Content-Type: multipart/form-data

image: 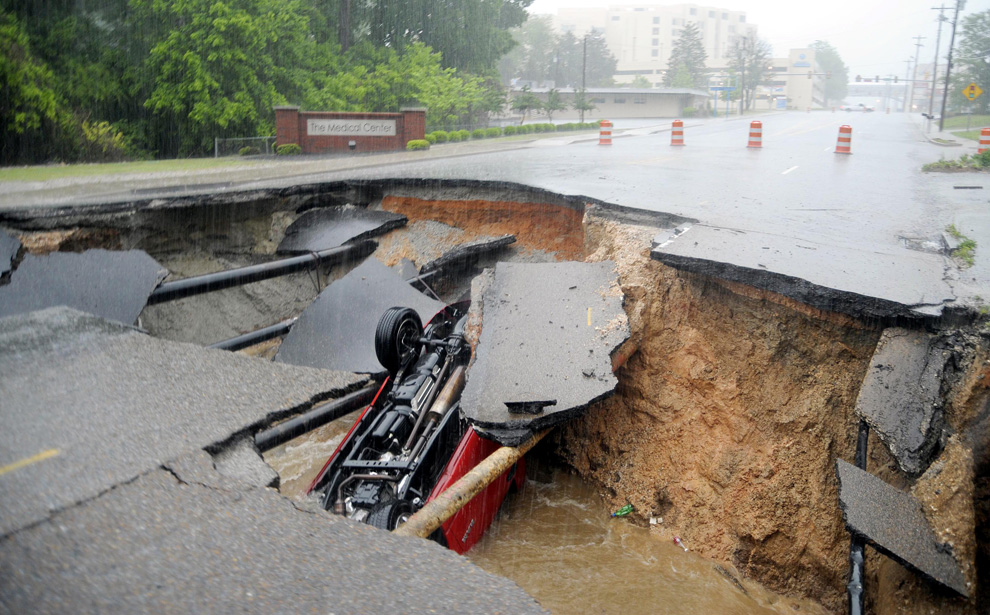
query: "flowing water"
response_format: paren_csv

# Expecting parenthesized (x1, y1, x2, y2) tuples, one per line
(265, 418, 826, 615)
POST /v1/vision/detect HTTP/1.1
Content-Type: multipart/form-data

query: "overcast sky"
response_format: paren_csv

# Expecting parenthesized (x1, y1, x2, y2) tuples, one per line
(527, 0, 988, 81)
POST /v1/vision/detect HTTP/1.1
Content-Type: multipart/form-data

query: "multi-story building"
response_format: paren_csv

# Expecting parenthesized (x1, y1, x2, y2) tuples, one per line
(554, 4, 758, 86)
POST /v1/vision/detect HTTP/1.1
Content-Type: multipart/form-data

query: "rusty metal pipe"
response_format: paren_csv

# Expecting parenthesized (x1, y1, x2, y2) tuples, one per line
(393, 428, 549, 539)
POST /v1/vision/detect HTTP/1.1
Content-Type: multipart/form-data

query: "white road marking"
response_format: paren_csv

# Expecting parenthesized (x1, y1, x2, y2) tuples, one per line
(824, 146, 833, 152)
(781, 166, 799, 175)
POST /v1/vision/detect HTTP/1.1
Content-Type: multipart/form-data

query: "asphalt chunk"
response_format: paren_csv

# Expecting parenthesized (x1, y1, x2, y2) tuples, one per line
(275, 258, 444, 374)
(0, 307, 366, 537)
(835, 459, 969, 597)
(277, 207, 406, 254)
(0, 248, 167, 324)
(0, 451, 547, 615)
(461, 261, 628, 444)
(0, 228, 19, 276)
(855, 328, 946, 475)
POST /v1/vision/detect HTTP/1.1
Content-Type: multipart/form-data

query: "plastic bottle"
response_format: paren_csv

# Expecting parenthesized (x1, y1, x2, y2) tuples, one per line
(611, 504, 634, 517)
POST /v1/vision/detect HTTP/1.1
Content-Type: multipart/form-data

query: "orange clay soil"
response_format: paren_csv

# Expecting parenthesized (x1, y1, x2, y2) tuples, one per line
(381, 195, 585, 261)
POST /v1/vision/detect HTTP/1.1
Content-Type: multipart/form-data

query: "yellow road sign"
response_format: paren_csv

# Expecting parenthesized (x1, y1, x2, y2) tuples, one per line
(963, 83, 983, 100)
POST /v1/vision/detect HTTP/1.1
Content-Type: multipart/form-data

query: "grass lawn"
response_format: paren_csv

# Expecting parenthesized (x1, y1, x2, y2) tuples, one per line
(0, 156, 263, 183)
(951, 130, 982, 141)
(941, 114, 990, 131)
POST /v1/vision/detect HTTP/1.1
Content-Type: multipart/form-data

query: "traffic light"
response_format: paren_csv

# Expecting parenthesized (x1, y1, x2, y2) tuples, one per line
(856, 75, 862, 82)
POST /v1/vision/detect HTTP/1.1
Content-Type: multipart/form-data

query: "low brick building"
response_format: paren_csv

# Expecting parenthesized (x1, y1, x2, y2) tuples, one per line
(274, 106, 426, 154)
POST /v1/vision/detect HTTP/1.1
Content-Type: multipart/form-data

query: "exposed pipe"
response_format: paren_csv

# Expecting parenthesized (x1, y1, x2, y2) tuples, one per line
(393, 428, 550, 539)
(146, 240, 376, 305)
(848, 419, 870, 615)
(208, 317, 297, 351)
(254, 384, 379, 452)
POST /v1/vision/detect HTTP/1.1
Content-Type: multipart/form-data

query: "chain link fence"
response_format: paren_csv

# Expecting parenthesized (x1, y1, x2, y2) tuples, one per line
(214, 136, 276, 158)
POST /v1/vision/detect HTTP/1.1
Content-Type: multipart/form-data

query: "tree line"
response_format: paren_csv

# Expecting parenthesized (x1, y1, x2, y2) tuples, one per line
(0, 0, 531, 164)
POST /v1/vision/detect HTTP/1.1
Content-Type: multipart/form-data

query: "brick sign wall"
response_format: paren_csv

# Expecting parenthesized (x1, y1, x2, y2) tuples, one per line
(274, 107, 426, 154)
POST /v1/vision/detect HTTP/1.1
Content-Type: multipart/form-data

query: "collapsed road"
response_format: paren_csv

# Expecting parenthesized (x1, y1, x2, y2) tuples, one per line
(0, 176, 988, 615)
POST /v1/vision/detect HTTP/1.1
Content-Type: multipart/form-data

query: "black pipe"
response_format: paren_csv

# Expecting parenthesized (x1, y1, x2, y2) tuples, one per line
(147, 240, 376, 305)
(254, 384, 379, 452)
(848, 419, 869, 615)
(209, 318, 297, 351)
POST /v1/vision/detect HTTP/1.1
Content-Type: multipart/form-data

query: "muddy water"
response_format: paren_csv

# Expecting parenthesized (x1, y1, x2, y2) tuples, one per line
(467, 468, 826, 615)
(265, 416, 825, 615)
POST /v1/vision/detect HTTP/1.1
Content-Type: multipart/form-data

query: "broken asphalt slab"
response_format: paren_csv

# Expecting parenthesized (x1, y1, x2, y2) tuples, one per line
(460, 261, 629, 445)
(0, 307, 367, 537)
(855, 328, 947, 475)
(651, 225, 954, 320)
(0, 228, 19, 276)
(419, 234, 516, 276)
(0, 449, 547, 615)
(836, 459, 969, 597)
(277, 206, 406, 254)
(0, 248, 167, 324)
(275, 258, 444, 374)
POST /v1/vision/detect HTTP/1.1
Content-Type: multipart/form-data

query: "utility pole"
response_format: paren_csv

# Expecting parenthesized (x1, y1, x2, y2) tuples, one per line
(928, 5, 950, 129)
(910, 36, 925, 113)
(580, 34, 587, 122)
(739, 37, 748, 116)
(938, 0, 966, 132)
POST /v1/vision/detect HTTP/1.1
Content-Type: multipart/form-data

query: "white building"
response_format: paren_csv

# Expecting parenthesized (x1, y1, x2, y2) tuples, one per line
(554, 4, 758, 86)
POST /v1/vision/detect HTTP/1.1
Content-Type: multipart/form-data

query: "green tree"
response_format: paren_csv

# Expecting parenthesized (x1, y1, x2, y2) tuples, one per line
(727, 35, 772, 111)
(809, 40, 849, 105)
(949, 10, 990, 115)
(571, 89, 596, 122)
(499, 21, 615, 88)
(542, 88, 566, 121)
(663, 22, 707, 88)
(0, 12, 61, 163)
(511, 85, 542, 124)
(628, 75, 652, 88)
(133, 0, 316, 156)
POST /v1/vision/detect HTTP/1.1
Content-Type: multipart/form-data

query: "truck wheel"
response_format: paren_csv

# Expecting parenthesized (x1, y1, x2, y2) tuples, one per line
(368, 499, 413, 531)
(375, 307, 422, 374)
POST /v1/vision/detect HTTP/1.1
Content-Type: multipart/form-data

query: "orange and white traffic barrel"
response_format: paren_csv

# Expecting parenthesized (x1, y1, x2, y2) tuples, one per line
(747, 121, 762, 148)
(671, 120, 685, 146)
(599, 120, 612, 146)
(979, 128, 990, 154)
(835, 125, 853, 154)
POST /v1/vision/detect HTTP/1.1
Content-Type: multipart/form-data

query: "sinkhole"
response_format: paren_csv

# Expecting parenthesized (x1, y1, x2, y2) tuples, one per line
(2, 179, 988, 615)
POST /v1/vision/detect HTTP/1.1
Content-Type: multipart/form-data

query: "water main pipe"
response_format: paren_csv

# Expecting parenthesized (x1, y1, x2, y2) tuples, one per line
(393, 428, 550, 539)
(209, 318, 297, 351)
(848, 419, 869, 615)
(254, 384, 380, 452)
(146, 240, 376, 305)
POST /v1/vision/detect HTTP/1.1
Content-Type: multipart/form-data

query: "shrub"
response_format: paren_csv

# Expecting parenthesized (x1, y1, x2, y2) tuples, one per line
(533, 123, 545, 133)
(276, 143, 302, 156)
(406, 139, 430, 151)
(456, 130, 471, 141)
(424, 133, 438, 144)
(503, 125, 518, 136)
(682, 107, 697, 118)
(543, 123, 556, 132)
(238, 146, 261, 156)
(558, 123, 574, 131)
(432, 130, 449, 143)
(522, 124, 534, 134)
(471, 128, 487, 139)
(486, 127, 502, 138)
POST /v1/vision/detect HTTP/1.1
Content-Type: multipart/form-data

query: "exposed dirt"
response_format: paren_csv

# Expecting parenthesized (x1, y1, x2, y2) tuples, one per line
(381, 195, 585, 261)
(557, 215, 881, 613)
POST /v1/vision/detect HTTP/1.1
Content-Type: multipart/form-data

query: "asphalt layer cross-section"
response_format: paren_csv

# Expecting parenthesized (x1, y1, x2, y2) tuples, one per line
(835, 459, 969, 597)
(461, 261, 629, 445)
(0, 249, 167, 324)
(0, 307, 367, 537)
